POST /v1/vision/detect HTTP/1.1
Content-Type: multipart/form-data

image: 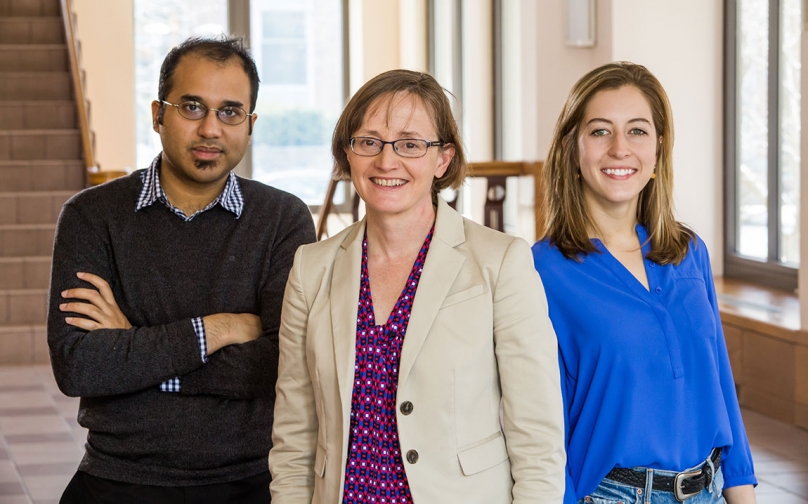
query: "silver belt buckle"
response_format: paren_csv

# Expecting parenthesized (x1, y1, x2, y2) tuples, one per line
(673, 468, 703, 502)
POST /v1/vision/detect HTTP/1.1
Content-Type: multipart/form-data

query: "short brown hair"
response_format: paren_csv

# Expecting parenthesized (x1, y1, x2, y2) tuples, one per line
(542, 61, 694, 265)
(331, 69, 466, 195)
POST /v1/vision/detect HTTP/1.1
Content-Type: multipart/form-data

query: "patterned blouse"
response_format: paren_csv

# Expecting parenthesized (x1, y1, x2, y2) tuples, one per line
(341, 229, 434, 504)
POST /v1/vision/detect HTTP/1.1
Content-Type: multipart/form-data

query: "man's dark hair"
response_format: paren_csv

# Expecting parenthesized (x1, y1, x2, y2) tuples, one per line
(156, 36, 260, 126)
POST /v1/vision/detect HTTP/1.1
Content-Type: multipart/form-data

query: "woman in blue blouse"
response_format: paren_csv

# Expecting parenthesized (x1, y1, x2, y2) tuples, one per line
(532, 62, 757, 503)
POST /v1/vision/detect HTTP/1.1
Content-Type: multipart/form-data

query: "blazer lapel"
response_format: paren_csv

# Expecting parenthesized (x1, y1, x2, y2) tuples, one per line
(398, 198, 466, 386)
(330, 220, 365, 418)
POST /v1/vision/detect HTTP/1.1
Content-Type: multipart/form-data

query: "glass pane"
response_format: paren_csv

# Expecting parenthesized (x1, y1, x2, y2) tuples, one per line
(264, 11, 306, 38)
(134, 0, 228, 169)
(736, 0, 769, 259)
(250, 0, 344, 206)
(263, 42, 308, 85)
(779, 0, 801, 264)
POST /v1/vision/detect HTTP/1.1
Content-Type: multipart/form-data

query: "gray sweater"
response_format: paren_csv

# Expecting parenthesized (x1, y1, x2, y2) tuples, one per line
(47, 170, 315, 486)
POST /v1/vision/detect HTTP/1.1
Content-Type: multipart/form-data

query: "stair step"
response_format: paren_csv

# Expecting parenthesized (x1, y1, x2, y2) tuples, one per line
(0, 100, 75, 129)
(0, 0, 60, 17)
(0, 256, 50, 289)
(0, 223, 55, 257)
(0, 129, 80, 161)
(0, 71, 70, 100)
(0, 45, 67, 71)
(0, 324, 48, 364)
(0, 288, 48, 325)
(0, 159, 84, 191)
(0, 17, 63, 44)
(0, 0, 83, 366)
(0, 190, 75, 224)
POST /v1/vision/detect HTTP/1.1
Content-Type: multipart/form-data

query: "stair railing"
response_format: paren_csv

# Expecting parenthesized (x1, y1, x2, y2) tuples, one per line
(60, 0, 97, 184)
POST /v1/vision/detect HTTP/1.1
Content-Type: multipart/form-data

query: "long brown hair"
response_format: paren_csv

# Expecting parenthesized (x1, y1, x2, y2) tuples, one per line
(542, 61, 694, 264)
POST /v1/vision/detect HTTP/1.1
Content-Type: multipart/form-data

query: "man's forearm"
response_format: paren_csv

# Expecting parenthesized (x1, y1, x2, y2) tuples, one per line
(48, 319, 205, 398)
(202, 313, 262, 354)
(51, 313, 262, 399)
(177, 335, 278, 399)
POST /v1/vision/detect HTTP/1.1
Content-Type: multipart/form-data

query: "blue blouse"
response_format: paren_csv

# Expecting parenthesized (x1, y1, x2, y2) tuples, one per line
(532, 226, 756, 502)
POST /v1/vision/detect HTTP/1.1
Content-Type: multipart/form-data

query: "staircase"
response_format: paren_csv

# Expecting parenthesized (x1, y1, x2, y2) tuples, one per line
(0, 0, 85, 364)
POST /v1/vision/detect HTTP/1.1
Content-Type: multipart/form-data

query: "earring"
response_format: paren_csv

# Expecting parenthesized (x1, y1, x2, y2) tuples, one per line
(651, 172, 656, 179)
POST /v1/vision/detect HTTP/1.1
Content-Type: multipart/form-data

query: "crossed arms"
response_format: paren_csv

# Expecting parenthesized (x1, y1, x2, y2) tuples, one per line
(48, 200, 314, 400)
(59, 271, 261, 355)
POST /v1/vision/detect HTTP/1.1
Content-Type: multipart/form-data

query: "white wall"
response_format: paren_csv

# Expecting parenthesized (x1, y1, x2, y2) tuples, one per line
(71, 0, 136, 172)
(360, 0, 400, 79)
(610, 0, 724, 272)
(511, 0, 613, 241)
(399, 0, 428, 72)
(522, 0, 723, 271)
(532, 0, 612, 159)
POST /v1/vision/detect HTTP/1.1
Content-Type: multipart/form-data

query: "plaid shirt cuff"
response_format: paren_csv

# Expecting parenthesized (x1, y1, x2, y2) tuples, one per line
(159, 377, 181, 392)
(192, 317, 209, 363)
(159, 317, 209, 393)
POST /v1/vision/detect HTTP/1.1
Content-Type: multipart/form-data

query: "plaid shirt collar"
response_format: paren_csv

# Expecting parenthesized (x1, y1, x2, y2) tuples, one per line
(136, 154, 243, 220)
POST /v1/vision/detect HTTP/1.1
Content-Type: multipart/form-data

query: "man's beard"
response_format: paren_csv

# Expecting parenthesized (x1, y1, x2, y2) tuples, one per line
(194, 159, 219, 169)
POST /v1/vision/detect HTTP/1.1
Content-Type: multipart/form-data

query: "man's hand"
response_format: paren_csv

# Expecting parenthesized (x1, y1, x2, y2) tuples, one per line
(203, 313, 262, 354)
(60, 272, 132, 330)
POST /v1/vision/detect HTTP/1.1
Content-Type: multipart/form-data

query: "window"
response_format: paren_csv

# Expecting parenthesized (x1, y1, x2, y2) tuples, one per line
(134, 0, 346, 209)
(261, 10, 307, 85)
(250, 0, 344, 207)
(134, 0, 228, 169)
(725, 0, 801, 291)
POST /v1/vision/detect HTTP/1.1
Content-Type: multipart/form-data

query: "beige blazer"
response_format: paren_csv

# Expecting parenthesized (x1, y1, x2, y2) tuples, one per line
(270, 198, 565, 503)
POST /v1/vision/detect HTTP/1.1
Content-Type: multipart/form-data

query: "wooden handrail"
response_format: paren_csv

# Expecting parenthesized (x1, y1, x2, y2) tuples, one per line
(468, 160, 539, 177)
(60, 0, 97, 181)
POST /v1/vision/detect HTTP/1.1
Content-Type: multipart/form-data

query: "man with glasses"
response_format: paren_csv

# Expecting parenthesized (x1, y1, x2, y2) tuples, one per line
(48, 36, 315, 503)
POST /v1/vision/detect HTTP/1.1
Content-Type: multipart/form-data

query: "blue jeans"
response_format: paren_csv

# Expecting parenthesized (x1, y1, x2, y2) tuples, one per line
(578, 466, 725, 504)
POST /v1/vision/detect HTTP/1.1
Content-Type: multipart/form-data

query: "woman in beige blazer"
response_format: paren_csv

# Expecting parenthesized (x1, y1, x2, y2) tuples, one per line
(269, 69, 565, 503)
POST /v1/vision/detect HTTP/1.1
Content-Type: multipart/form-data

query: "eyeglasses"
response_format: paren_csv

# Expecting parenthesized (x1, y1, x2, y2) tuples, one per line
(162, 100, 254, 126)
(349, 136, 445, 158)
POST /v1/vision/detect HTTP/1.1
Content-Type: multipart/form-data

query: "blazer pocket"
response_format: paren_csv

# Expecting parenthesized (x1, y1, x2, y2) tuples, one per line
(456, 432, 509, 476)
(440, 284, 486, 309)
(314, 444, 327, 478)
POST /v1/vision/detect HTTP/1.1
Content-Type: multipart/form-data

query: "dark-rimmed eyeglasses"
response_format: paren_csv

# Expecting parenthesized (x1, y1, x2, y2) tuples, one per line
(349, 136, 445, 158)
(162, 100, 254, 126)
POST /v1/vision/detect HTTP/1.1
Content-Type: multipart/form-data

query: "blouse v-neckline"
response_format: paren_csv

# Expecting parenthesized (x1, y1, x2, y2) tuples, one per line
(361, 229, 434, 329)
(591, 224, 656, 297)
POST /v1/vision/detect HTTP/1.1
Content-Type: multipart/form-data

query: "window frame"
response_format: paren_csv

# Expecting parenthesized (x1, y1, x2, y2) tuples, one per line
(723, 0, 798, 292)
(229, 0, 351, 213)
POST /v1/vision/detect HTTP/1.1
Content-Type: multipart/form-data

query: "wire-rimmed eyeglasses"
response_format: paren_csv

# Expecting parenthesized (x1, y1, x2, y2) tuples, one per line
(349, 136, 445, 158)
(162, 100, 254, 126)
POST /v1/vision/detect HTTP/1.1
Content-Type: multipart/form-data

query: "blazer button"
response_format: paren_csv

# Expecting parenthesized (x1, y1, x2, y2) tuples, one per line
(400, 401, 413, 415)
(406, 449, 419, 464)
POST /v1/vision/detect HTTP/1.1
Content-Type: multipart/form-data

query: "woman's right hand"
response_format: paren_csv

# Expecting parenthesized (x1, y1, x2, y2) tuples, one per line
(723, 484, 756, 504)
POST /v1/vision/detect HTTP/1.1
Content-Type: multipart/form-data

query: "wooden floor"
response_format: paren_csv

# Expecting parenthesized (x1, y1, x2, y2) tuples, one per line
(0, 365, 805, 503)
